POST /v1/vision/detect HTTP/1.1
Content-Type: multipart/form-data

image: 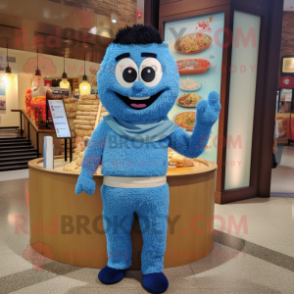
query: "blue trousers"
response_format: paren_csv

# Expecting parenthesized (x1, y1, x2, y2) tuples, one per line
(101, 183, 169, 275)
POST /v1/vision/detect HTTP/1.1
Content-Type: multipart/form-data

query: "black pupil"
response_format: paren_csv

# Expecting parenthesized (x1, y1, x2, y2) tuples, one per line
(123, 67, 137, 83)
(141, 66, 155, 82)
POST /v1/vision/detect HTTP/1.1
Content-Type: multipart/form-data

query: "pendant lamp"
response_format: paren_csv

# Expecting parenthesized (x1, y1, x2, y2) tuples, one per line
(59, 55, 70, 89)
(1, 44, 14, 83)
(33, 50, 44, 87)
(35, 50, 41, 76)
(79, 55, 91, 95)
(111, 0, 117, 23)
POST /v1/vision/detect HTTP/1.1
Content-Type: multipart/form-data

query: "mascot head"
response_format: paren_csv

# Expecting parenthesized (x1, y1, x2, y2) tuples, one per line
(97, 25, 179, 122)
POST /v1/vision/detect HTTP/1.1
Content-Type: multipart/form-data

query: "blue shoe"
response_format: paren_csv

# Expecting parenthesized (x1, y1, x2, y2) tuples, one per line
(98, 266, 125, 284)
(142, 272, 169, 294)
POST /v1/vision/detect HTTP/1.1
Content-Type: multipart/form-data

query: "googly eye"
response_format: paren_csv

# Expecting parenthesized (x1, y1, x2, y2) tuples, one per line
(139, 58, 163, 87)
(115, 58, 138, 88)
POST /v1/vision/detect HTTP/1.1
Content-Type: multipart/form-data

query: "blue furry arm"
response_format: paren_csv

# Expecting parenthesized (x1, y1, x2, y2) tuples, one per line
(75, 121, 106, 195)
(168, 91, 221, 158)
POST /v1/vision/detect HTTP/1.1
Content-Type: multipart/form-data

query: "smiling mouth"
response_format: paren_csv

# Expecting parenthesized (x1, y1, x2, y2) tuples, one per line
(115, 90, 165, 110)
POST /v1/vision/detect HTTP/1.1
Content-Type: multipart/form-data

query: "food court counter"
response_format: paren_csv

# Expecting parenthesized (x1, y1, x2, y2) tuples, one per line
(28, 157, 217, 269)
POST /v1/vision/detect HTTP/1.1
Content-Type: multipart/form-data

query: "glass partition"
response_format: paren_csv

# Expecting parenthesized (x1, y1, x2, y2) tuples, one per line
(225, 11, 261, 190)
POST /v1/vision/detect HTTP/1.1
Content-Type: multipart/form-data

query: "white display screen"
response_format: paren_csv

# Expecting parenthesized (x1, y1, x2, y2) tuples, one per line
(48, 100, 71, 138)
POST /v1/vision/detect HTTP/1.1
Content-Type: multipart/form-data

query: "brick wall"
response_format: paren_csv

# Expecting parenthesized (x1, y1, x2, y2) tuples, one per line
(49, 0, 137, 24)
(280, 12, 294, 58)
(278, 12, 294, 86)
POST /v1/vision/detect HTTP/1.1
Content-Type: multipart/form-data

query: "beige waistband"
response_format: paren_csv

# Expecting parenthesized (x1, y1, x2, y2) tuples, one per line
(103, 176, 167, 188)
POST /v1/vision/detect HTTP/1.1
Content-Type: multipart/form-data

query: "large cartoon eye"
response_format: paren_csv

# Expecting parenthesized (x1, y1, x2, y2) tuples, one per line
(115, 58, 138, 88)
(139, 58, 163, 87)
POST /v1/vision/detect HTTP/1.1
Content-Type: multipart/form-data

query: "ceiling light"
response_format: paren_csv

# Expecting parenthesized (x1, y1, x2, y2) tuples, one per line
(79, 55, 91, 95)
(111, 12, 117, 23)
(1, 44, 14, 84)
(59, 55, 70, 89)
(111, 0, 117, 23)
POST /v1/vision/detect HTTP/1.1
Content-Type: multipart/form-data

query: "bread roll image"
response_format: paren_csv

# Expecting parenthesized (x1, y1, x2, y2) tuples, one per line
(68, 118, 75, 131)
(101, 107, 107, 112)
(65, 103, 78, 112)
(75, 129, 94, 136)
(74, 119, 92, 125)
(80, 94, 98, 100)
(76, 116, 95, 121)
(77, 105, 99, 112)
(79, 100, 100, 105)
(64, 161, 80, 172)
(76, 111, 97, 117)
(76, 157, 83, 166)
(101, 112, 110, 117)
(75, 135, 84, 144)
(63, 163, 75, 172)
(173, 156, 184, 164)
(64, 98, 79, 104)
(75, 124, 94, 130)
(167, 148, 197, 168)
(66, 112, 77, 118)
(71, 130, 76, 137)
(75, 119, 96, 126)
(183, 158, 194, 167)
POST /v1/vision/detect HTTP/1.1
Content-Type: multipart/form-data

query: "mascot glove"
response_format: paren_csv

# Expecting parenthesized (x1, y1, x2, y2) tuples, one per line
(75, 175, 96, 195)
(196, 91, 221, 126)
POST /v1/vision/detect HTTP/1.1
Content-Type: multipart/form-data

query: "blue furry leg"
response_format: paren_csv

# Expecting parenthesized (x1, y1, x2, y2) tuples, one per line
(143, 272, 169, 293)
(98, 266, 125, 284)
(101, 184, 169, 274)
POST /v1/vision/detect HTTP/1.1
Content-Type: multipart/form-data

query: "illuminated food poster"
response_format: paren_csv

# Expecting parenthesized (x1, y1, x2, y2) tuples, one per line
(165, 12, 225, 163)
(275, 113, 290, 139)
(0, 80, 6, 110)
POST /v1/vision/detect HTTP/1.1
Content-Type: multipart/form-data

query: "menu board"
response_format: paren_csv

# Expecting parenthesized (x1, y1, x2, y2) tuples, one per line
(280, 89, 292, 102)
(48, 100, 71, 138)
(165, 12, 225, 163)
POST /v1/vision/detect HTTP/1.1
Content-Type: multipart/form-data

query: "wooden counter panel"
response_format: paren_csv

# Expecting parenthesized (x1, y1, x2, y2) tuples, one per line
(28, 159, 216, 269)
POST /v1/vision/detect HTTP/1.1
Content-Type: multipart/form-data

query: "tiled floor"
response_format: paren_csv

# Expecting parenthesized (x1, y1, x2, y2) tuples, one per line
(271, 146, 294, 193)
(0, 178, 294, 294)
(0, 169, 29, 182)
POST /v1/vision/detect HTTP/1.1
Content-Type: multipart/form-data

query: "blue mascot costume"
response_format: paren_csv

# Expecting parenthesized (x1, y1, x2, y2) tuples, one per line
(76, 25, 220, 293)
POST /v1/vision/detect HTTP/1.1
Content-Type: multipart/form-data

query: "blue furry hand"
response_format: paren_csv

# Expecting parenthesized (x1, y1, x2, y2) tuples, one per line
(75, 176, 96, 195)
(196, 91, 221, 126)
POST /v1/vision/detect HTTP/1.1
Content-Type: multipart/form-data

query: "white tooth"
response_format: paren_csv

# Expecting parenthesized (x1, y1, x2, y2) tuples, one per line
(129, 96, 150, 100)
